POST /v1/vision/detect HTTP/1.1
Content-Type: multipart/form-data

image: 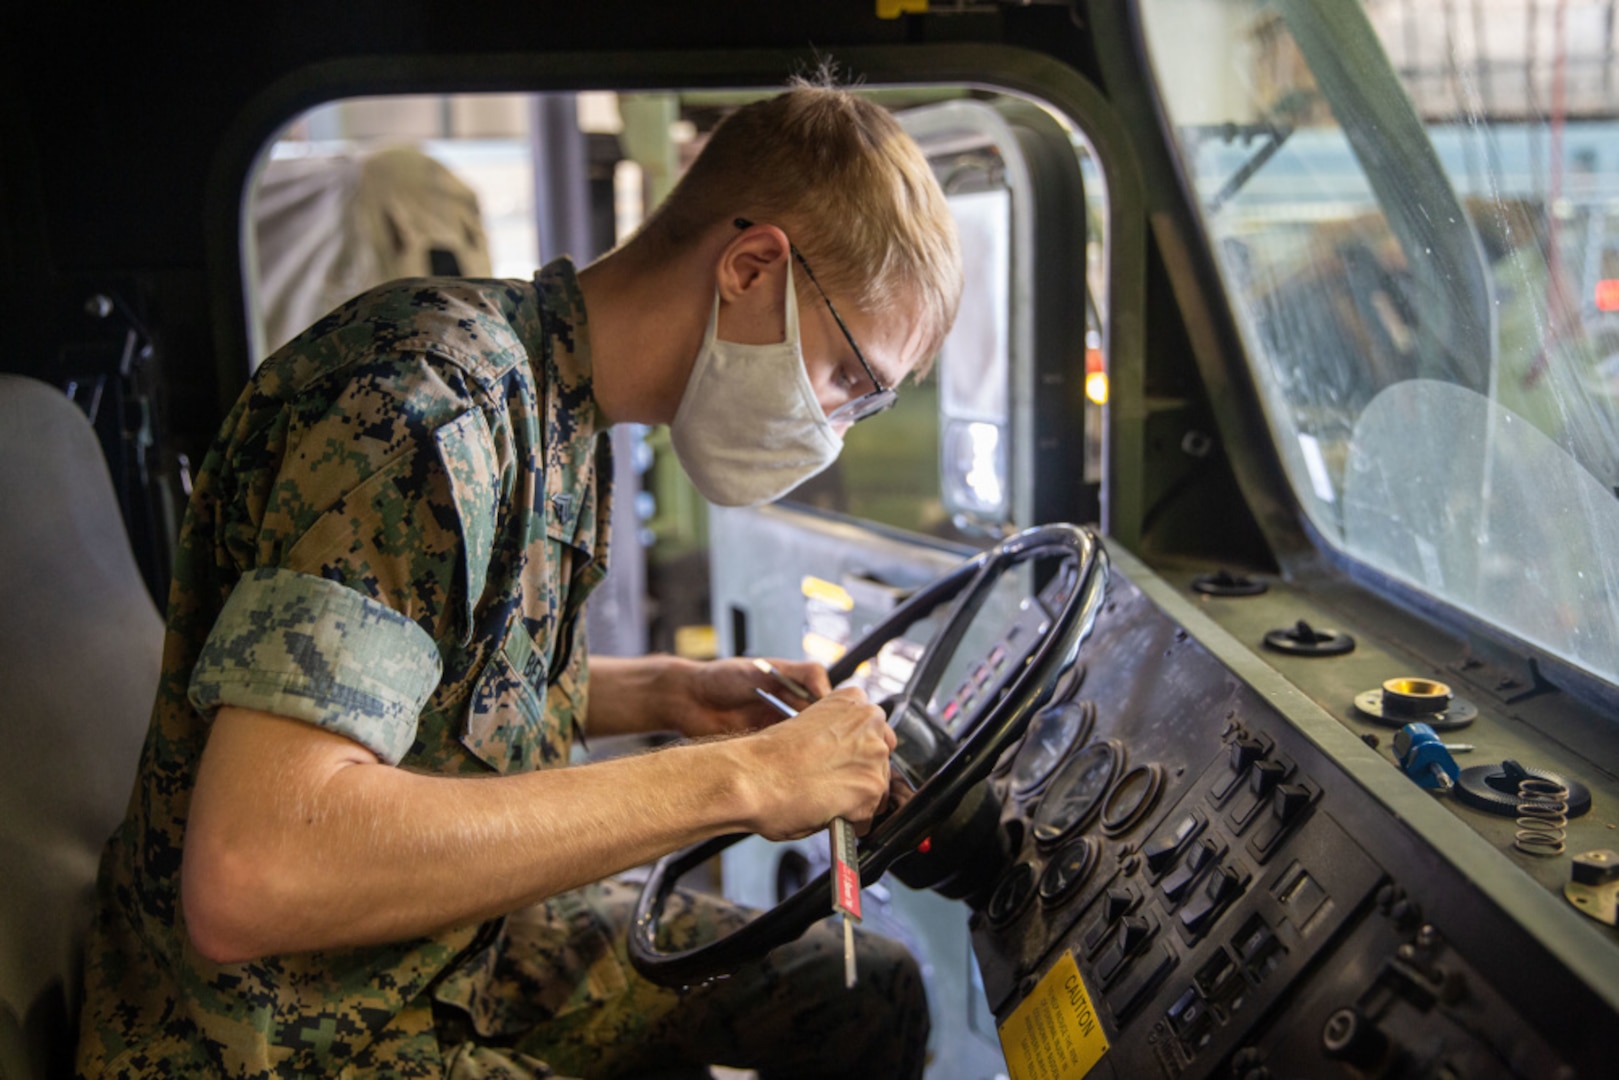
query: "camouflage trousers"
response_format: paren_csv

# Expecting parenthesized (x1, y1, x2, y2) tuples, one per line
(434, 879, 929, 1079)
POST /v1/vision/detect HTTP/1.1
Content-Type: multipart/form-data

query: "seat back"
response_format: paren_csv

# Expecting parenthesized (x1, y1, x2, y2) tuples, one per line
(0, 375, 161, 1079)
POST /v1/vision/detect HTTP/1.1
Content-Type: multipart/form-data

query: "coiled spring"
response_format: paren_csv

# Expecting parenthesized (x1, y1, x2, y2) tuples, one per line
(1514, 777, 1569, 856)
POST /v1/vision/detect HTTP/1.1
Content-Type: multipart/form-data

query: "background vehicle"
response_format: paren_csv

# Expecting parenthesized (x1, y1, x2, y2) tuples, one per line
(3, 2, 1618, 1078)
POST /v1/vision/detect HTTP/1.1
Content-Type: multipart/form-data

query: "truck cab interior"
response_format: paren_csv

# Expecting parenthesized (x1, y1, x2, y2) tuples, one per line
(4, 2, 1619, 1078)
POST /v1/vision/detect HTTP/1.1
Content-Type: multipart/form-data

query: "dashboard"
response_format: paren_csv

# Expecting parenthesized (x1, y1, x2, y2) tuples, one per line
(953, 543, 1617, 1079)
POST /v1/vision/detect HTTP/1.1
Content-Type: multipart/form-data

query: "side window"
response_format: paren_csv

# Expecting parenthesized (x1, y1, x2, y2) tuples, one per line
(1140, 0, 1619, 689)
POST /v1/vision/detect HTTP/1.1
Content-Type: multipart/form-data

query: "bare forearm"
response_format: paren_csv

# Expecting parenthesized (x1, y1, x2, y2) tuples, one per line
(586, 654, 698, 736)
(185, 680, 891, 965)
(183, 708, 757, 962)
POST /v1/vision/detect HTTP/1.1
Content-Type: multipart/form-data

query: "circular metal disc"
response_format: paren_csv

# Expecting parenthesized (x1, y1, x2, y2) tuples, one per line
(1353, 688, 1478, 730)
(1263, 625, 1355, 657)
(1455, 763, 1592, 818)
(1191, 572, 1268, 597)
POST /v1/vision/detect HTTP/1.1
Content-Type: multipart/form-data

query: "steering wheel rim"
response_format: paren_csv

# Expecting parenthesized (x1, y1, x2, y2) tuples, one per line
(628, 524, 1108, 986)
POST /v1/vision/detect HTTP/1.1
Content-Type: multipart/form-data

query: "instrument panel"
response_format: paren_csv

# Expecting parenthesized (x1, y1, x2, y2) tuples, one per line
(964, 548, 1616, 1079)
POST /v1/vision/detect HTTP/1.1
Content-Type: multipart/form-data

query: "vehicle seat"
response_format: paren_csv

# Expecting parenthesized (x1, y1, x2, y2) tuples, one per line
(0, 375, 161, 1080)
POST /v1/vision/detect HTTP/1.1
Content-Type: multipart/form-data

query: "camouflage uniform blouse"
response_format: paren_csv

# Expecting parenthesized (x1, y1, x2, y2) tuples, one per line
(77, 259, 613, 1076)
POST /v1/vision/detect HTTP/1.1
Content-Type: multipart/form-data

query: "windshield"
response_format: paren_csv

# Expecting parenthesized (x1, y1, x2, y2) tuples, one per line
(1139, 0, 1619, 690)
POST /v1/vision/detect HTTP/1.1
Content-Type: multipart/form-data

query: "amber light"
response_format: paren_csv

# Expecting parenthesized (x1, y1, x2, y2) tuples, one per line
(1596, 279, 1619, 312)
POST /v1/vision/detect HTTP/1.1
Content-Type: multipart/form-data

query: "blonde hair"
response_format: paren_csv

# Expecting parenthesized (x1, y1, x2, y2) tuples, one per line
(644, 83, 962, 376)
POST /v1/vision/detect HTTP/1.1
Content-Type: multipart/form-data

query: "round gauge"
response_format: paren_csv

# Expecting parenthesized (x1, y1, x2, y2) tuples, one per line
(1031, 739, 1122, 848)
(1010, 700, 1096, 800)
(1100, 764, 1165, 837)
(986, 862, 1037, 927)
(1038, 837, 1098, 908)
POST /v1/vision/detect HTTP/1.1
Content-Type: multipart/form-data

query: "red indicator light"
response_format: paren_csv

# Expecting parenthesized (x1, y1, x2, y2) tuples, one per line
(1597, 279, 1619, 312)
(918, 837, 932, 854)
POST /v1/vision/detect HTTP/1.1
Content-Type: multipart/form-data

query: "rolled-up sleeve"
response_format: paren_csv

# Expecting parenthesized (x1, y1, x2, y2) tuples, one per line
(189, 567, 442, 764)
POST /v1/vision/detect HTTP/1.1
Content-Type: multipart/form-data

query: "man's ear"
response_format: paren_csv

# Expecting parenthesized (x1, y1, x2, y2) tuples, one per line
(716, 223, 791, 304)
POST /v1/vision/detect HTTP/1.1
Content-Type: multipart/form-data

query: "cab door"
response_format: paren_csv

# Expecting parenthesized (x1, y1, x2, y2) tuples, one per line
(710, 95, 1098, 1079)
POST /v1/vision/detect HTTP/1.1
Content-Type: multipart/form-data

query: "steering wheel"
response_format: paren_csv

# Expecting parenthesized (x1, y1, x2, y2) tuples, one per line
(628, 523, 1108, 986)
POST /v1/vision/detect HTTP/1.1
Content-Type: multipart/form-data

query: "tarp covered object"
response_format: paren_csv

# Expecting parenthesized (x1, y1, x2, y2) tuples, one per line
(254, 145, 493, 356)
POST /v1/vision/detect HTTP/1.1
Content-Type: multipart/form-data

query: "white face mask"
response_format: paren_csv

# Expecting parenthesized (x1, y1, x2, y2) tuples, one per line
(669, 263, 843, 507)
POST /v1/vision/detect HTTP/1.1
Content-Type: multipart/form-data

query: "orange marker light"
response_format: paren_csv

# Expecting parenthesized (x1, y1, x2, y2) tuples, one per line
(1596, 279, 1619, 313)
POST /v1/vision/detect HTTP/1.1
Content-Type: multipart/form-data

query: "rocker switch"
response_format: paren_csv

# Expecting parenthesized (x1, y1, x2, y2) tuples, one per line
(1273, 783, 1311, 824)
(1249, 759, 1286, 797)
(1144, 812, 1202, 875)
(1084, 887, 1137, 954)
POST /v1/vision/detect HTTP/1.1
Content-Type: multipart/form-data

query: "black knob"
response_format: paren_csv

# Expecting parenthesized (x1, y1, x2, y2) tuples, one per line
(1322, 1006, 1389, 1068)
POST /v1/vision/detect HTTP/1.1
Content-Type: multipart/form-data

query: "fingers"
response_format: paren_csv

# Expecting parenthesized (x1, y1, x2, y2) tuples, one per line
(747, 686, 896, 841)
(760, 657, 834, 703)
(809, 692, 893, 826)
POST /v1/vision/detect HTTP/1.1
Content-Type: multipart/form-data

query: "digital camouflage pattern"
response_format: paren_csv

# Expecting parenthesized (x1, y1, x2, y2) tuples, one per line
(77, 260, 614, 1076)
(75, 257, 929, 1078)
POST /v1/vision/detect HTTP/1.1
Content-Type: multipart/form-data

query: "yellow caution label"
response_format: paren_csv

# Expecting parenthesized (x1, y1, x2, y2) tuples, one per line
(876, 0, 927, 17)
(998, 951, 1110, 1080)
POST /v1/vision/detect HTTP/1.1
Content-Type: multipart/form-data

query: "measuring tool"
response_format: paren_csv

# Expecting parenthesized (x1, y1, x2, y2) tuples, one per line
(754, 684, 863, 988)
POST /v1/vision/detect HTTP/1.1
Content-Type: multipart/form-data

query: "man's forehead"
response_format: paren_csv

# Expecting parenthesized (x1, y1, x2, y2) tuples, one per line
(862, 312, 933, 387)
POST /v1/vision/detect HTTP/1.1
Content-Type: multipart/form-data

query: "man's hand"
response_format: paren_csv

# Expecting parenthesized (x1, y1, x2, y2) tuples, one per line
(586, 655, 832, 740)
(734, 686, 896, 841)
(673, 656, 833, 739)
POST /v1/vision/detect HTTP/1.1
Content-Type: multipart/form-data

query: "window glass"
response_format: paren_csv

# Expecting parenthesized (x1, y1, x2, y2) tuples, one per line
(1139, 0, 1619, 688)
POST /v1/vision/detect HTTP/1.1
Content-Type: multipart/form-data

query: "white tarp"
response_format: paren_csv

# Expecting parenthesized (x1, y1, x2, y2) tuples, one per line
(253, 145, 492, 358)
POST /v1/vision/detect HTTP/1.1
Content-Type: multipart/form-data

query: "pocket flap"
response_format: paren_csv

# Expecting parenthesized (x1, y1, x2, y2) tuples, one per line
(433, 407, 500, 643)
(463, 630, 569, 774)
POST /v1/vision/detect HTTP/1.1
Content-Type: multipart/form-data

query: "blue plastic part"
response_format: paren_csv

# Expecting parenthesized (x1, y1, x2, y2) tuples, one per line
(1394, 722, 1460, 790)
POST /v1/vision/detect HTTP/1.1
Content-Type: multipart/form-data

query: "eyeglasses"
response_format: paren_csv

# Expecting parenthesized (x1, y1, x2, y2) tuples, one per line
(734, 218, 897, 425)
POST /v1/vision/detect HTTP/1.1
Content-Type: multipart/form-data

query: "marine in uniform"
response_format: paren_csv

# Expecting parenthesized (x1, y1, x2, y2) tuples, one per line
(77, 84, 961, 1078)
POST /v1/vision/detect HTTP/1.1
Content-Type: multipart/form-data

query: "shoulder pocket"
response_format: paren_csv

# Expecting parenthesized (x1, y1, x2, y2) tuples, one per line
(433, 407, 500, 643)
